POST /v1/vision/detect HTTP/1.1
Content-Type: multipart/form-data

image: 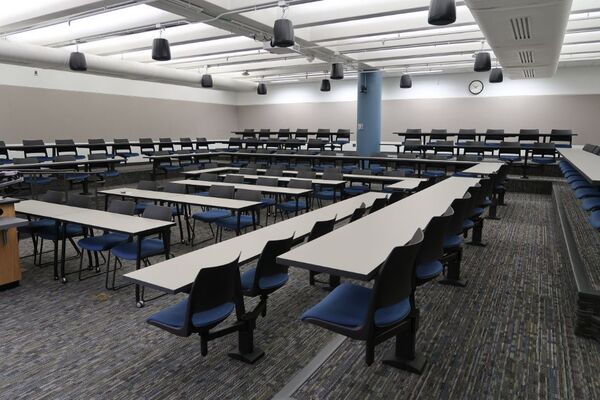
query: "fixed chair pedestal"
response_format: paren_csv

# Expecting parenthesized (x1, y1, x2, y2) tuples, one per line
(228, 319, 265, 364)
(467, 219, 486, 247)
(382, 312, 426, 375)
(439, 250, 467, 287)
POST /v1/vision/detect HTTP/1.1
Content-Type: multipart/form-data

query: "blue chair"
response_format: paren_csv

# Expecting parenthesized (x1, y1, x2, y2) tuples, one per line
(154, 150, 181, 175)
(314, 170, 343, 206)
(109, 205, 172, 292)
(590, 210, 600, 230)
(416, 208, 453, 287)
(582, 198, 600, 212)
(256, 176, 278, 225)
(214, 189, 260, 242)
(191, 185, 235, 245)
(302, 230, 425, 372)
(76, 199, 135, 283)
(575, 188, 600, 199)
(344, 169, 371, 197)
(240, 235, 295, 318)
(55, 139, 85, 159)
(439, 194, 473, 287)
(275, 179, 312, 220)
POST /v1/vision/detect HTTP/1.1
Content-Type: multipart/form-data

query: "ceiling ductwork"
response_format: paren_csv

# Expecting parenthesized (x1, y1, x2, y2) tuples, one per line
(0, 39, 252, 91)
(465, 0, 573, 79)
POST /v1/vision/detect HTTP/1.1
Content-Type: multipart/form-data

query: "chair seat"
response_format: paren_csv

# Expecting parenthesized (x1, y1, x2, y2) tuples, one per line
(344, 185, 369, 196)
(416, 260, 443, 281)
(301, 283, 411, 328)
(160, 165, 181, 172)
(582, 198, 600, 212)
(25, 176, 53, 185)
(147, 299, 235, 329)
(261, 197, 276, 207)
(454, 171, 477, 177)
(422, 170, 445, 178)
(194, 191, 209, 197)
(78, 232, 130, 252)
(240, 267, 288, 292)
(215, 215, 254, 231)
(18, 218, 56, 233)
(470, 207, 485, 218)
(481, 197, 492, 207)
(341, 165, 359, 174)
(192, 209, 231, 222)
(499, 155, 521, 162)
(591, 211, 600, 230)
(116, 152, 139, 158)
(370, 165, 385, 175)
(532, 157, 555, 165)
(315, 189, 335, 200)
(575, 188, 600, 199)
(462, 219, 475, 230)
(66, 173, 89, 182)
(112, 238, 165, 260)
(277, 201, 306, 212)
(38, 224, 84, 240)
(230, 161, 247, 167)
(443, 234, 463, 249)
(98, 170, 120, 178)
(566, 176, 585, 184)
(570, 181, 594, 190)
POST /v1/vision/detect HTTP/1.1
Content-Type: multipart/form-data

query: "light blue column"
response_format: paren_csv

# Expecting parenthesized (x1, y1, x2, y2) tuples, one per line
(356, 70, 382, 157)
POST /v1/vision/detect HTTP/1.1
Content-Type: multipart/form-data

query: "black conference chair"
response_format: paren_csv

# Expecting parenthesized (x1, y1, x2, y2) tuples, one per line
(191, 185, 235, 245)
(180, 137, 194, 151)
(139, 138, 156, 156)
(195, 137, 210, 151)
(457, 129, 477, 144)
(369, 197, 388, 214)
(484, 129, 505, 154)
(439, 194, 472, 287)
(88, 138, 109, 156)
(344, 169, 371, 197)
(109, 204, 172, 292)
(301, 229, 425, 372)
(415, 208, 453, 290)
(257, 176, 278, 224)
(549, 129, 573, 149)
(76, 199, 135, 282)
(214, 189, 261, 241)
(158, 138, 175, 153)
(498, 142, 522, 163)
(23, 139, 51, 161)
(147, 255, 268, 364)
(428, 129, 448, 144)
(518, 129, 540, 149)
(307, 217, 337, 288)
(240, 235, 295, 318)
(332, 129, 351, 151)
(0, 140, 10, 164)
(315, 170, 343, 207)
(275, 179, 312, 220)
(113, 138, 139, 159)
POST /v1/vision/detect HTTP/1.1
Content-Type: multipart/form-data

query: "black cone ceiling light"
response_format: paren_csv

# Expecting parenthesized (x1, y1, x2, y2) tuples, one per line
(257, 82, 267, 95)
(320, 79, 331, 92)
(152, 38, 171, 61)
(330, 63, 344, 80)
(69, 51, 87, 71)
(474, 52, 491, 72)
(201, 74, 213, 88)
(489, 68, 503, 83)
(273, 19, 295, 47)
(428, 0, 456, 26)
(400, 74, 412, 88)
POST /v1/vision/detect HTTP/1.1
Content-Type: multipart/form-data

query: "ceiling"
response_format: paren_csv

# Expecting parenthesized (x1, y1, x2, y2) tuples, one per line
(1, 0, 599, 88)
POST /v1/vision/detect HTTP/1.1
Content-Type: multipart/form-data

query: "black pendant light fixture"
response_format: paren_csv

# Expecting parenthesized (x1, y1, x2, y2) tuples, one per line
(474, 52, 491, 72)
(489, 67, 503, 83)
(273, 2, 294, 48)
(152, 28, 171, 61)
(400, 74, 412, 89)
(257, 82, 268, 95)
(428, 0, 456, 26)
(330, 63, 344, 80)
(320, 79, 331, 92)
(201, 74, 213, 88)
(69, 51, 87, 71)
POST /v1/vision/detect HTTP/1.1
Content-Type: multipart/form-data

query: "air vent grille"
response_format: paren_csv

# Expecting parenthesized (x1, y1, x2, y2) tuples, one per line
(510, 17, 531, 41)
(518, 50, 534, 64)
(522, 68, 535, 78)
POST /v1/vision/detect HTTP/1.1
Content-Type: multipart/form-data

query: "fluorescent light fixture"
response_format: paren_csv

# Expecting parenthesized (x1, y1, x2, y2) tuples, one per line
(569, 11, 600, 21)
(6, 4, 180, 46)
(0, 0, 85, 28)
(268, 79, 301, 83)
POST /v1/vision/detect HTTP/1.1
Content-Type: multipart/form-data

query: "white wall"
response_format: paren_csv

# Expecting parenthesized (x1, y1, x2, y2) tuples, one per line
(236, 66, 600, 105)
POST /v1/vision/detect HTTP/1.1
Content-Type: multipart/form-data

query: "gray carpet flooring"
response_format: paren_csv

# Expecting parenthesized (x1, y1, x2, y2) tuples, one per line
(2, 190, 600, 399)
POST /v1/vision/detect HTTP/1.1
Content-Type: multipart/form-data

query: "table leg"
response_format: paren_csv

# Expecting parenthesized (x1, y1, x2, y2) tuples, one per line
(236, 211, 241, 236)
(135, 235, 143, 307)
(53, 221, 60, 280)
(60, 223, 67, 283)
(521, 149, 530, 179)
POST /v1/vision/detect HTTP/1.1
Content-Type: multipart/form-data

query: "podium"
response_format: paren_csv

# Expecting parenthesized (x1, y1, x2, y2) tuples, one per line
(0, 198, 26, 290)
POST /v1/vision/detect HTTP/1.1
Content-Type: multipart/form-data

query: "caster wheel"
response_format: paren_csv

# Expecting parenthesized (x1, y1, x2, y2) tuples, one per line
(136, 301, 145, 308)
(61, 277, 68, 284)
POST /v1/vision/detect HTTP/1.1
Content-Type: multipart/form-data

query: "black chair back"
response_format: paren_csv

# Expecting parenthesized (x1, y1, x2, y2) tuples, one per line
(88, 139, 108, 154)
(113, 138, 132, 154)
(138, 180, 157, 191)
(288, 178, 312, 189)
(199, 173, 219, 182)
(180, 138, 193, 150)
(55, 139, 78, 157)
(349, 203, 366, 222)
(416, 208, 453, 266)
(239, 167, 257, 175)
(108, 199, 136, 215)
(295, 129, 308, 139)
(23, 140, 48, 159)
(142, 204, 172, 221)
(67, 193, 91, 209)
(322, 170, 343, 180)
(40, 190, 64, 204)
(369, 197, 388, 214)
(485, 129, 505, 142)
(307, 217, 336, 242)
(235, 188, 261, 202)
(257, 176, 278, 186)
(139, 138, 155, 154)
(209, 185, 235, 199)
(518, 129, 540, 143)
(457, 129, 477, 142)
(224, 175, 244, 184)
(251, 235, 295, 293)
(446, 194, 472, 236)
(265, 167, 283, 177)
(404, 129, 422, 140)
(158, 138, 174, 152)
(430, 129, 448, 141)
(0, 141, 8, 160)
(298, 170, 317, 179)
(164, 182, 186, 194)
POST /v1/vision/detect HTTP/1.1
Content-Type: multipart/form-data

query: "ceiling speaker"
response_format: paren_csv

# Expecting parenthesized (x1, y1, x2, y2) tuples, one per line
(400, 74, 412, 88)
(428, 0, 456, 26)
(152, 38, 171, 61)
(474, 52, 491, 72)
(273, 19, 295, 47)
(320, 79, 331, 92)
(201, 74, 213, 88)
(257, 83, 268, 95)
(330, 63, 344, 80)
(489, 68, 503, 83)
(69, 52, 87, 71)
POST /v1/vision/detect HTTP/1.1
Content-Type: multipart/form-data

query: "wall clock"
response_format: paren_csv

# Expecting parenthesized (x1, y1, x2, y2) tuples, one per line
(469, 80, 484, 95)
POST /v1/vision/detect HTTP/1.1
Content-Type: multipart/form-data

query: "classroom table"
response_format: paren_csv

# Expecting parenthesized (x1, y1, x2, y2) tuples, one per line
(558, 148, 600, 185)
(172, 179, 313, 215)
(276, 177, 481, 281)
(392, 131, 577, 144)
(15, 200, 174, 306)
(124, 191, 385, 295)
(99, 187, 262, 238)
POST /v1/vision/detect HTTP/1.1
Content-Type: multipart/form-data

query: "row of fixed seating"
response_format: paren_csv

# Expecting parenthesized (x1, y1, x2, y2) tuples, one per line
(559, 157, 600, 230)
(144, 175, 498, 370)
(0, 138, 212, 163)
(235, 128, 350, 142)
(398, 128, 574, 148)
(583, 143, 600, 156)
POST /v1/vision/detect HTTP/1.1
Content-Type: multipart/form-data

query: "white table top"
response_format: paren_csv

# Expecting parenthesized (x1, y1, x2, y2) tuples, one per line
(559, 148, 600, 185)
(277, 177, 481, 280)
(183, 167, 231, 176)
(220, 173, 346, 187)
(16, 200, 174, 234)
(385, 179, 423, 190)
(173, 179, 313, 196)
(124, 191, 387, 293)
(100, 188, 261, 211)
(460, 162, 505, 175)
